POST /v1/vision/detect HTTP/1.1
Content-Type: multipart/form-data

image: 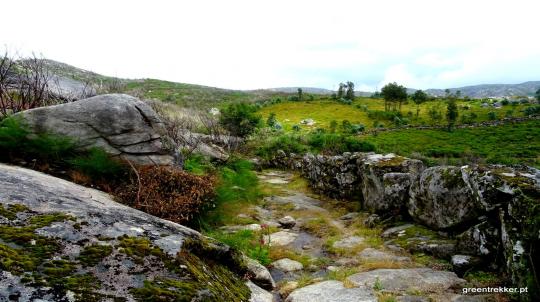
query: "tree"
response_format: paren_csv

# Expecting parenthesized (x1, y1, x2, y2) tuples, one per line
(337, 83, 345, 99)
(380, 82, 407, 111)
(345, 81, 355, 100)
(411, 90, 428, 117)
(219, 103, 261, 137)
(297, 88, 303, 101)
(446, 99, 458, 131)
(0, 51, 64, 118)
(536, 88, 540, 102)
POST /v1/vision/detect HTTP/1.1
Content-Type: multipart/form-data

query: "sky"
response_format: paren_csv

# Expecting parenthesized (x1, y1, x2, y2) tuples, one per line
(1, 0, 539, 91)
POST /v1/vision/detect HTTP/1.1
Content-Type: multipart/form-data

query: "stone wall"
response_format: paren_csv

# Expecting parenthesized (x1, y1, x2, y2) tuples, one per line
(266, 151, 540, 299)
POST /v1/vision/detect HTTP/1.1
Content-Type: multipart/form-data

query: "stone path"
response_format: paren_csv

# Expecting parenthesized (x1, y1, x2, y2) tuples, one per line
(237, 170, 494, 301)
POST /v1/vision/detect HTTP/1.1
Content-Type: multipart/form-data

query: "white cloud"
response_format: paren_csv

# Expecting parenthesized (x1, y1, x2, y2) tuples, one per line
(1, 0, 539, 90)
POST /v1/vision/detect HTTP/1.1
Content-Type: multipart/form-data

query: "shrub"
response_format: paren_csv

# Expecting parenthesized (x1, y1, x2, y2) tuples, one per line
(292, 124, 301, 132)
(487, 111, 497, 120)
(0, 117, 77, 162)
(367, 110, 400, 121)
(115, 166, 215, 224)
(256, 135, 307, 160)
(266, 113, 277, 127)
(68, 148, 125, 180)
(307, 133, 375, 154)
(524, 105, 540, 116)
(219, 103, 261, 137)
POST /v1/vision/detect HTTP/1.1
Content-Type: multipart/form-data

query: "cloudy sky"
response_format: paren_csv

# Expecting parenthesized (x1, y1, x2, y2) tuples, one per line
(2, 0, 539, 91)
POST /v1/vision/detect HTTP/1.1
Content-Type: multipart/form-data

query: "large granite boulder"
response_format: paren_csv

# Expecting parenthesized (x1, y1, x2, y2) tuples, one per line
(14, 94, 176, 166)
(301, 152, 363, 199)
(0, 164, 252, 301)
(359, 153, 424, 214)
(408, 166, 483, 230)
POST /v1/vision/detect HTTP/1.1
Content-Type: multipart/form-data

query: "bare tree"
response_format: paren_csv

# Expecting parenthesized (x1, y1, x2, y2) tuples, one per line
(0, 51, 63, 118)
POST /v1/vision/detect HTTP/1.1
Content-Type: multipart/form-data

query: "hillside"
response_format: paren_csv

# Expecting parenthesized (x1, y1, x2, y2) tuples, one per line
(425, 81, 540, 98)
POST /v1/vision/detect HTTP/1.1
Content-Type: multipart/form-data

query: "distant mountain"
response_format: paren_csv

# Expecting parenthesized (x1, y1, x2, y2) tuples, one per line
(423, 81, 540, 98)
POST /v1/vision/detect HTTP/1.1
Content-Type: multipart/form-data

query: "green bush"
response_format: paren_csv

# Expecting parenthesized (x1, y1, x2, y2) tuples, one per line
(524, 105, 540, 116)
(256, 135, 308, 160)
(0, 117, 127, 182)
(68, 148, 125, 180)
(219, 103, 261, 137)
(307, 133, 375, 154)
(0, 117, 76, 162)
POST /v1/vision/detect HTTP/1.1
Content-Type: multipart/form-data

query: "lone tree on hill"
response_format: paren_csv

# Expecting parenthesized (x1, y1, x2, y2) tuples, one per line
(536, 88, 540, 102)
(297, 88, 303, 101)
(411, 89, 428, 117)
(446, 99, 459, 131)
(337, 83, 345, 99)
(345, 81, 355, 100)
(381, 82, 407, 111)
(219, 102, 261, 137)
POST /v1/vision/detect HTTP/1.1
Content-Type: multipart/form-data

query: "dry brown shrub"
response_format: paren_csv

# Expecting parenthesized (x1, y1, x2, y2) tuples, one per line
(115, 165, 216, 224)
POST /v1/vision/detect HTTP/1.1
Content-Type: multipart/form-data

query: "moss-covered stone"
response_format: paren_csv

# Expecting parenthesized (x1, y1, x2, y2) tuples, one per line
(117, 236, 166, 264)
(78, 243, 113, 266)
(0, 203, 29, 220)
(131, 252, 251, 302)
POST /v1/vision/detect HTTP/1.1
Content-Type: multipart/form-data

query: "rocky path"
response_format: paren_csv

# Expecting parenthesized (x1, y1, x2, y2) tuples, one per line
(234, 170, 497, 302)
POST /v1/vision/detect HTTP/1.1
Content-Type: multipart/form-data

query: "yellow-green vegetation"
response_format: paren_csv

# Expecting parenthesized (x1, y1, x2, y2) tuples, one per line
(205, 229, 271, 265)
(78, 244, 113, 266)
(258, 97, 534, 131)
(0, 203, 29, 220)
(377, 292, 398, 302)
(269, 248, 312, 267)
(327, 267, 361, 281)
(117, 236, 166, 264)
(363, 119, 540, 167)
(298, 214, 340, 238)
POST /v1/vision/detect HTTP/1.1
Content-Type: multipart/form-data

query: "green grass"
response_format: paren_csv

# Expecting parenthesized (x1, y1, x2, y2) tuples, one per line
(205, 230, 270, 265)
(258, 97, 534, 131)
(363, 119, 540, 167)
(199, 159, 262, 227)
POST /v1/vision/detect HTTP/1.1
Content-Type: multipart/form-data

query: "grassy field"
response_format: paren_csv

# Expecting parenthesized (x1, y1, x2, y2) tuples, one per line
(362, 119, 540, 167)
(258, 97, 534, 131)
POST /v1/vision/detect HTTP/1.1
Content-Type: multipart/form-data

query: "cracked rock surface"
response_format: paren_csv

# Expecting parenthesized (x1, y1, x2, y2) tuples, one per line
(14, 93, 175, 166)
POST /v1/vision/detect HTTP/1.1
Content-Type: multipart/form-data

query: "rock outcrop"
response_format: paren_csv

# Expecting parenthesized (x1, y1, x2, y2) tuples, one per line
(0, 163, 256, 301)
(265, 151, 540, 299)
(14, 94, 176, 166)
(359, 154, 424, 214)
(408, 166, 483, 230)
